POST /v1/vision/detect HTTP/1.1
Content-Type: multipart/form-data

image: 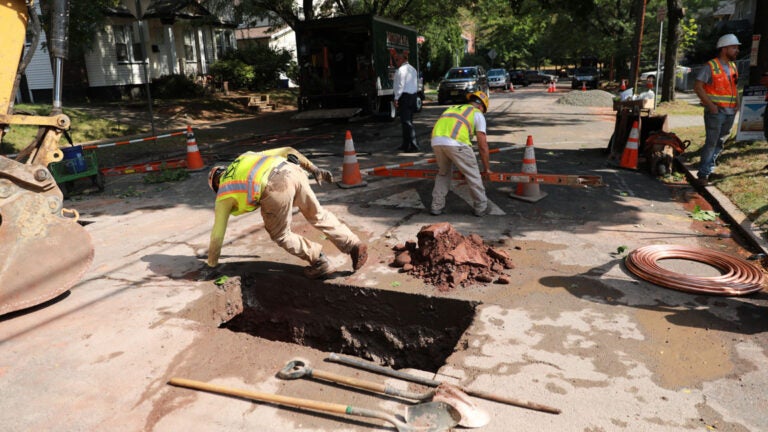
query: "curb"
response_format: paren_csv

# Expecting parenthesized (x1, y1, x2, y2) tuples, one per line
(677, 156, 768, 256)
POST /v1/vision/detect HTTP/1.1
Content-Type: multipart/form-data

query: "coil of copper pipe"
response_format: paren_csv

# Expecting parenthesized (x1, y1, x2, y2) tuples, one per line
(625, 245, 765, 296)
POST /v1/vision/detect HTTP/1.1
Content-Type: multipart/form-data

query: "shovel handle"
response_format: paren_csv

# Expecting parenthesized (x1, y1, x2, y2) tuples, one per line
(169, 378, 409, 429)
(327, 354, 561, 415)
(460, 388, 561, 415)
(310, 368, 430, 401)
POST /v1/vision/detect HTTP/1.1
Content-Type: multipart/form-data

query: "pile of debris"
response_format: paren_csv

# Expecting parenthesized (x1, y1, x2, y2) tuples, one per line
(556, 89, 615, 107)
(391, 223, 514, 291)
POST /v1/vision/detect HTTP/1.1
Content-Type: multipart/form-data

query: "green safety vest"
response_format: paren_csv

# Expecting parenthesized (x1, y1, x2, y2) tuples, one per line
(431, 104, 479, 146)
(216, 152, 284, 215)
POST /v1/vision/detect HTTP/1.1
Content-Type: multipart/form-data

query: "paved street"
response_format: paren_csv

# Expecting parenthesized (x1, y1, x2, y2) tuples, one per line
(1, 85, 766, 432)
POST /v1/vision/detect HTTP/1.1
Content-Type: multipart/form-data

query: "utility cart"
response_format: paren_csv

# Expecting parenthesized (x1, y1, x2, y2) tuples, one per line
(49, 145, 105, 198)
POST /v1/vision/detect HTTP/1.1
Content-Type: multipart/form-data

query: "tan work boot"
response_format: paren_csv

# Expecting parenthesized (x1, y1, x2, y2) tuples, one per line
(350, 244, 368, 271)
(303, 253, 335, 279)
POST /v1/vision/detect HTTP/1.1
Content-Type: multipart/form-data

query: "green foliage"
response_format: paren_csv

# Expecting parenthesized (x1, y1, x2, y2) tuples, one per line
(143, 167, 190, 184)
(689, 205, 719, 221)
(150, 75, 206, 99)
(210, 45, 293, 91)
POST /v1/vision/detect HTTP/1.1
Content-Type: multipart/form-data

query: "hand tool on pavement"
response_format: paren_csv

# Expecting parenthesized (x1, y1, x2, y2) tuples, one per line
(278, 358, 489, 428)
(168, 377, 460, 432)
(328, 353, 561, 415)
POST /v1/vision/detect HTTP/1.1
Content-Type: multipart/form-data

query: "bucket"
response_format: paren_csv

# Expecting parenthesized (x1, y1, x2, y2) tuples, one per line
(61, 145, 87, 174)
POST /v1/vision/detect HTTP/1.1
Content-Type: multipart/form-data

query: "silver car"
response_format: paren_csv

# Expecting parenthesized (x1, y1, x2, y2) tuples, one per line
(488, 68, 510, 89)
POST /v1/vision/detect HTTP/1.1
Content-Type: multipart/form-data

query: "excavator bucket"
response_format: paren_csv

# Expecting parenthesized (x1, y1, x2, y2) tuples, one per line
(0, 157, 94, 316)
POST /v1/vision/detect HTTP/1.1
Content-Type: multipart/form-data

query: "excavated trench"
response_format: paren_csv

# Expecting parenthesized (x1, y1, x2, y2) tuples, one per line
(220, 272, 479, 372)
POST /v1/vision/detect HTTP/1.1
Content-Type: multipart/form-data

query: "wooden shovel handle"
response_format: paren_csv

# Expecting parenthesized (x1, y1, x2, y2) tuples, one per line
(169, 377, 351, 415)
(461, 388, 561, 415)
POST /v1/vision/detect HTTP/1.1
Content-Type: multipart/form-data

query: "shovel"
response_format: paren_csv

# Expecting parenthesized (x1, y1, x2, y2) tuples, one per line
(168, 377, 459, 432)
(328, 353, 561, 415)
(278, 358, 490, 428)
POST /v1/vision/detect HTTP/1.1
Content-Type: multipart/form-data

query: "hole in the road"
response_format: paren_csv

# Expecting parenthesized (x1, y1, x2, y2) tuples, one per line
(221, 272, 479, 372)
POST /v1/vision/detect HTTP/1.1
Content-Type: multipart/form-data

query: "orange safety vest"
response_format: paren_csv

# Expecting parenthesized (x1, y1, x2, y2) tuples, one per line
(703, 58, 738, 108)
(216, 152, 284, 215)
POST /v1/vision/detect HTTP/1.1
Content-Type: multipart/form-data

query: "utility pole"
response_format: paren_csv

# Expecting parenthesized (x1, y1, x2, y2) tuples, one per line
(629, 0, 648, 93)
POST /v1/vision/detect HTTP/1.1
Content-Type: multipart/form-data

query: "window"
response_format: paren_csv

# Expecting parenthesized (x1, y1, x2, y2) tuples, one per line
(184, 29, 196, 62)
(114, 24, 144, 63)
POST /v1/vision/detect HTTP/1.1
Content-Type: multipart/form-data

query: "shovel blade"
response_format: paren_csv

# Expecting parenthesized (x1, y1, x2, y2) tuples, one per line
(433, 383, 491, 428)
(404, 401, 460, 432)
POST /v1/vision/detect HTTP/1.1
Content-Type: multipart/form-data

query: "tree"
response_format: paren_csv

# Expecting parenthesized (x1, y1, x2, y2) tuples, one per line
(660, 0, 684, 102)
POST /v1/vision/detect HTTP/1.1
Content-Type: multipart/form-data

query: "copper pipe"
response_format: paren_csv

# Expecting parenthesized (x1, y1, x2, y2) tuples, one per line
(625, 245, 765, 296)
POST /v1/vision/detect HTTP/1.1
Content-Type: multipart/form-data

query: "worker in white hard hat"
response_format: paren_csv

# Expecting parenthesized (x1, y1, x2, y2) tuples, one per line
(429, 90, 492, 217)
(692, 33, 741, 185)
(205, 147, 367, 280)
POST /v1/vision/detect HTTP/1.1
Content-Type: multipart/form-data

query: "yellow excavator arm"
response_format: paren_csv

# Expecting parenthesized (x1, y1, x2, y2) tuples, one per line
(0, 0, 94, 316)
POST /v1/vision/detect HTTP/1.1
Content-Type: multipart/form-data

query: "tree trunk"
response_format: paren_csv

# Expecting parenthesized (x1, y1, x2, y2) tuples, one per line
(629, 0, 647, 92)
(661, 0, 684, 102)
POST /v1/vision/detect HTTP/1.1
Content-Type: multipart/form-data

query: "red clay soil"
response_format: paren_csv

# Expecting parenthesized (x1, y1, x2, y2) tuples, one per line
(391, 222, 515, 291)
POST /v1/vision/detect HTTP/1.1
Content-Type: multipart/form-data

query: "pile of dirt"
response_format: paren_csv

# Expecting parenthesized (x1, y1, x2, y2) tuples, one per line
(556, 89, 616, 107)
(391, 223, 514, 291)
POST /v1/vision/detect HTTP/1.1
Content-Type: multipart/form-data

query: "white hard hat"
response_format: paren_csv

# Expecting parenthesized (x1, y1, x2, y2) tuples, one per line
(716, 34, 740, 49)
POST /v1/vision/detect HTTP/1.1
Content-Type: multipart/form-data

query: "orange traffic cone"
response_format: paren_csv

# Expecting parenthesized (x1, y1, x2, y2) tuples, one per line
(338, 130, 367, 189)
(546, 82, 553, 93)
(620, 121, 640, 170)
(581, 82, 587, 92)
(509, 135, 548, 203)
(620, 80, 627, 91)
(185, 125, 206, 171)
(510, 82, 514, 92)
(552, 80, 557, 92)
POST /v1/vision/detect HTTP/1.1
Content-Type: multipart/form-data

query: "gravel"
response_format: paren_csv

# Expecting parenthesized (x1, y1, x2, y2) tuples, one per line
(556, 89, 616, 107)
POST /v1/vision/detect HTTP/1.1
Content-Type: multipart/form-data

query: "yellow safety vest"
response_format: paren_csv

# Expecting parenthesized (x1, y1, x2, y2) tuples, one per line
(431, 104, 479, 146)
(216, 152, 284, 215)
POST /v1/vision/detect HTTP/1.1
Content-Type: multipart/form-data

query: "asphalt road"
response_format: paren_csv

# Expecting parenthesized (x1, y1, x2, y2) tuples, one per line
(1, 85, 766, 432)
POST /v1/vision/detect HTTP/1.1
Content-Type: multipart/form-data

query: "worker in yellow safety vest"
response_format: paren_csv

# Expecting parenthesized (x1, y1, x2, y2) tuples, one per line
(204, 147, 367, 280)
(429, 90, 492, 217)
(693, 33, 741, 185)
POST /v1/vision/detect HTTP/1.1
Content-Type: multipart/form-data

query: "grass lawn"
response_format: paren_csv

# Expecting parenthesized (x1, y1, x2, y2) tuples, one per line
(657, 100, 768, 236)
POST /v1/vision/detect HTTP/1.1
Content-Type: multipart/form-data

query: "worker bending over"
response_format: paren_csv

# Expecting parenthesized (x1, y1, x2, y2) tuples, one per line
(206, 147, 367, 279)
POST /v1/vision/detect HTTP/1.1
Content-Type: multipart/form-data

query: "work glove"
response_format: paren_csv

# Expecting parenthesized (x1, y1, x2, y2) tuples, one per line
(311, 167, 334, 185)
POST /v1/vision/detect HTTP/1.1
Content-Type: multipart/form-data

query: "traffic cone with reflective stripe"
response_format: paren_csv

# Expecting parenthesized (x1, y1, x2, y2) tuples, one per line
(546, 82, 553, 93)
(510, 82, 514, 92)
(581, 82, 587, 92)
(620, 121, 640, 170)
(509, 135, 547, 203)
(338, 130, 367, 189)
(185, 125, 206, 171)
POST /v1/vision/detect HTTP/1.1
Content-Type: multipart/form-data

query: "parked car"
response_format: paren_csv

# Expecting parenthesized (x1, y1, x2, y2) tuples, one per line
(437, 66, 489, 104)
(524, 70, 556, 84)
(487, 68, 510, 89)
(640, 65, 692, 84)
(508, 69, 529, 86)
(571, 66, 600, 89)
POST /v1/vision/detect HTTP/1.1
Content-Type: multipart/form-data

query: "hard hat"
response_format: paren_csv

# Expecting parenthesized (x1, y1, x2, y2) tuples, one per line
(208, 165, 226, 192)
(716, 34, 740, 49)
(466, 90, 489, 113)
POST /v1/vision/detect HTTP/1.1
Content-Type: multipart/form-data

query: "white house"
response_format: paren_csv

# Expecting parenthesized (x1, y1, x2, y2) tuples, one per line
(18, 0, 235, 102)
(83, 0, 236, 96)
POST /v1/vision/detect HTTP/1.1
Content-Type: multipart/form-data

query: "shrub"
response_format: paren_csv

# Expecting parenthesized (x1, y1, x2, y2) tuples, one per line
(151, 74, 205, 98)
(209, 44, 292, 91)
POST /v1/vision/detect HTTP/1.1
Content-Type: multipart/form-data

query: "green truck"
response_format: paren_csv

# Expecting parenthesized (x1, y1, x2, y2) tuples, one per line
(294, 14, 423, 120)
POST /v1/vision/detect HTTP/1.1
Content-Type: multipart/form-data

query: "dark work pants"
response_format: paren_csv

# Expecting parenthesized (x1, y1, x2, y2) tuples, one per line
(398, 93, 419, 151)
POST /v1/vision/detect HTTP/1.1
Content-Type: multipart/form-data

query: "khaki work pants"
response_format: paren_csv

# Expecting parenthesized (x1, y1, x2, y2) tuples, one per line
(430, 144, 487, 214)
(260, 163, 359, 264)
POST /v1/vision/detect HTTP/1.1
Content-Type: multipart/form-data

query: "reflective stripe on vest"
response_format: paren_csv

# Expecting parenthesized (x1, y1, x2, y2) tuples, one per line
(431, 104, 478, 146)
(703, 58, 738, 108)
(216, 153, 283, 215)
